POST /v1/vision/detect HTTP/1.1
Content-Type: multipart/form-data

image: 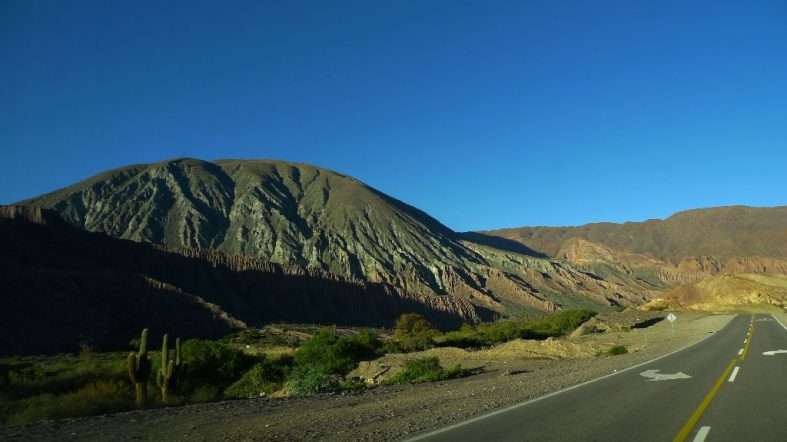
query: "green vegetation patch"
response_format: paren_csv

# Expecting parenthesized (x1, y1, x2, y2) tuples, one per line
(293, 329, 381, 375)
(2, 310, 597, 426)
(286, 366, 343, 396)
(224, 357, 292, 398)
(439, 309, 597, 348)
(387, 357, 469, 384)
(388, 314, 442, 353)
(607, 345, 628, 356)
(0, 353, 132, 425)
(180, 339, 257, 392)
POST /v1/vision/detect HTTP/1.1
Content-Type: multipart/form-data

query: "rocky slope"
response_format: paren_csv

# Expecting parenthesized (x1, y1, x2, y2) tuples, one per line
(482, 206, 787, 287)
(650, 273, 787, 311)
(19, 158, 652, 317)
(0, 206, 481, 355)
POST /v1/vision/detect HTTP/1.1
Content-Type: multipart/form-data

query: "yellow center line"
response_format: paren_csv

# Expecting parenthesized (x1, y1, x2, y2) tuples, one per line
(673, 358, 738, 442)
(741, 321, 754, 361)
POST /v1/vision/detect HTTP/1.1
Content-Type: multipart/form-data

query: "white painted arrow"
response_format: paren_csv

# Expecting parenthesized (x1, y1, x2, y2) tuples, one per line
(640, 369, 692, 381)
(762, 350, 787, 356)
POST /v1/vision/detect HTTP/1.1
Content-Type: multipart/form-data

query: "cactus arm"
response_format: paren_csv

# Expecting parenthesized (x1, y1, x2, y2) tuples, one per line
(161, 334, 169, 371)
(175, 337, 182, 366)
(128, 352, 138, 383)
(139, 328, 148, 356)
(128, 329, 151, 408)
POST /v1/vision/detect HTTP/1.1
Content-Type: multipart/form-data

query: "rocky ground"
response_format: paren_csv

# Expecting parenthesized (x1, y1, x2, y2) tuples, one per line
(0, 312, 734, 442)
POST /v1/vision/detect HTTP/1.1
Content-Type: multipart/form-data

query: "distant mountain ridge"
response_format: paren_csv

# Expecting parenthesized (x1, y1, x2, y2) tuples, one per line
(482, 206, 787, 262)
(481, 206, 787, 286)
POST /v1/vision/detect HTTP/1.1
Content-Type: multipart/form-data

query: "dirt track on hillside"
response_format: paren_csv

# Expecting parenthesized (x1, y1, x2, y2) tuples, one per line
(0, 312, 734, 442)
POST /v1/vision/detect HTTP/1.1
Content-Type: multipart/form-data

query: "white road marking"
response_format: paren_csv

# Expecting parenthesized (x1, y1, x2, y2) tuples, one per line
(772, 314, 787, 330)
(639, 369, 692, 381)
(728, 366, 740, 382)
(744, 339, 747, 344)
(738, 349, 743, 355)
(762, 350, 787, 356)
(692, 426, 711, 442)
(405, 319, 734, 442)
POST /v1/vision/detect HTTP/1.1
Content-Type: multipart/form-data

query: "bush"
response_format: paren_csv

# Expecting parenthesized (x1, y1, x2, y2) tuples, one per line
(189, 385, 222, 404)
(180, 339, 256, 393)
(294, 329, 381, 375)
(577, 324, 601, 335)
(440, 329, 489, 348)
(387, 357, 469, 384)
(224, 358, 291, 398)
(338, 378, 368, 393)
(0, 354, 128, 401)
(6, 381, 131, 425)
(392, 314, 441, 352)
(286, 366, 341, 396)
(607, 345, 628, 356)
(436, 309, 598, 349)
(530, 309, 597, 337)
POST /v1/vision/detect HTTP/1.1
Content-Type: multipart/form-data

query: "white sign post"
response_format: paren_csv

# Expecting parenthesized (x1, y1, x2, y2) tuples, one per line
(666, 313, 677, 338)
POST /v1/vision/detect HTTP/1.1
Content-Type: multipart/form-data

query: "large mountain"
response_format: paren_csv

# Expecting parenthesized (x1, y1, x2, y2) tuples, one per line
(9, 159, 787, 354)
(19, 158, 651, 320)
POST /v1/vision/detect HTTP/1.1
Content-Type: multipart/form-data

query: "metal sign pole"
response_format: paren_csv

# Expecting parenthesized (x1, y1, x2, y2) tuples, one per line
(666, 313, 677, 338)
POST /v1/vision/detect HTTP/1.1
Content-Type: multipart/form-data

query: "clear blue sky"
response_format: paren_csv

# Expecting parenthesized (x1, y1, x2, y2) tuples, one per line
(2, 1, 786, 231)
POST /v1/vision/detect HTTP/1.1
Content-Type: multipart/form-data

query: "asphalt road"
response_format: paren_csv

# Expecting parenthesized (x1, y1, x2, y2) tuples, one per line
(411, 314, 787, 442)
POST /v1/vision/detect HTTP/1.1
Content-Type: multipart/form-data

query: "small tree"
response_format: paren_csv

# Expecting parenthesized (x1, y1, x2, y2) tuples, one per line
(392, 314, 441, 352)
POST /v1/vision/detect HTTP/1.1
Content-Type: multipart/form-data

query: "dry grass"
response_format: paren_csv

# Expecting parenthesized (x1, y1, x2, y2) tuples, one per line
(353, 335, 606, 383)
(665, 274, 787, 311)
(352, 312, 736, 385)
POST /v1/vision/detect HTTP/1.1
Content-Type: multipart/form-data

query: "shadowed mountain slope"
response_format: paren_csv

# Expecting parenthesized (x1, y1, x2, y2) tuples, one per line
(19, 158, 652, 316)
(0, 206, 484, 355)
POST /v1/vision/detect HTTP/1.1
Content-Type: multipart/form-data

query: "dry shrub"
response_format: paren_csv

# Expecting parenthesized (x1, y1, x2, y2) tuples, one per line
(7, 380, 131, 425)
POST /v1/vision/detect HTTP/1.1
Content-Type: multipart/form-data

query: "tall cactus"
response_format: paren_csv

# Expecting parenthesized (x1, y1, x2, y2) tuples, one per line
(156, 334, 184, 402)
(128, 328, 151, 408)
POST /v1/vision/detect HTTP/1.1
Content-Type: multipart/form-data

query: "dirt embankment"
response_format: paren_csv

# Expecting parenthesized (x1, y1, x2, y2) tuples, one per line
(0, 312, 734, 442)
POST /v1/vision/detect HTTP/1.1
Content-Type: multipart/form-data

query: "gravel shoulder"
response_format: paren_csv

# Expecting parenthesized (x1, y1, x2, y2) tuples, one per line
(0, 312, 734, 442)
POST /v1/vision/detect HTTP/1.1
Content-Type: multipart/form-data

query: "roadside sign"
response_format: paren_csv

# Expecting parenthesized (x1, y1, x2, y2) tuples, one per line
(666, 313, 677, 337)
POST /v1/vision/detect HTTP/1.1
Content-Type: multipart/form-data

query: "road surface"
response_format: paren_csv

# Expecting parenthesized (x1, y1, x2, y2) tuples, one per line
(411, 314, 787, 442)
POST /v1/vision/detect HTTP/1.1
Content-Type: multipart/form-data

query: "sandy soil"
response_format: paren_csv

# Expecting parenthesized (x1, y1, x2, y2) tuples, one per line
(0, 312, 734, 442)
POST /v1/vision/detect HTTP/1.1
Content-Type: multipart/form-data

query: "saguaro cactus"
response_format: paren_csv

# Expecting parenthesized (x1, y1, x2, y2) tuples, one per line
(156, 334, 184, 402)
(128, 328, 151, 408)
